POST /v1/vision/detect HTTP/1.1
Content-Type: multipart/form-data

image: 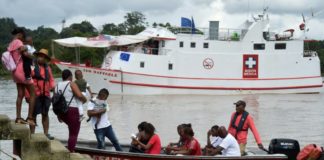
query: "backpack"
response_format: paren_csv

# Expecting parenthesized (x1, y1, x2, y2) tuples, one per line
(297, 144, 323, 160)
(52, 82, 74, 115)
(1, 51, 19, 72)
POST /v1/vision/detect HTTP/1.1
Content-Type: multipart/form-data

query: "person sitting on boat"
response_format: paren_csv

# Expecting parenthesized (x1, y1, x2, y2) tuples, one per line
(228, 100, 264, 155)
(165, 124, 186, 154)
(205, 126, 241, 156)
(87, 88, 123, 151)
(131, 122, 161, 155)
(129, 121, 149, 153)
(75, 69, 93, 121)
(169, 124, 202, 156)
(204, 125, 223, 155)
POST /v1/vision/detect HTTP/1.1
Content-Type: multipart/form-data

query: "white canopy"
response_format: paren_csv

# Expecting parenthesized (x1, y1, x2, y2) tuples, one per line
(53, 37, 88, 47)
(137, 27, 176, 40)
(53, 27, 176, 48)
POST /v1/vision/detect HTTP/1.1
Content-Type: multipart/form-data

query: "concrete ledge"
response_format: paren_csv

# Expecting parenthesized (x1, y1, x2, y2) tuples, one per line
(0, 114, 92, 160)
(0, 114, 10, 139)
(29, 133, 51, 152)
(50, 140, 70, 160)
(9, 121, 30, 140)
(70, 153, 91, 160)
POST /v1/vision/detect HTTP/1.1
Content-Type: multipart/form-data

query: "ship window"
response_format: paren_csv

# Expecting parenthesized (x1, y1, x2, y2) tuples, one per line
(140, 62, 145, 68)
(191, 42, 196, 48)
(275, 43, 286, 50)
(179, 41, 184, 48)
(168, 63, 173, 70)
(254, 43, 265, 50)
(203, 43, 209, 48)
(162, 41, 165, 47)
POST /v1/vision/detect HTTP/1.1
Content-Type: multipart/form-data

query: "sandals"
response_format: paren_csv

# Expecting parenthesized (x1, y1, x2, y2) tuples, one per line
(26, 117, 36, 126)
(15, 118, 27, 124)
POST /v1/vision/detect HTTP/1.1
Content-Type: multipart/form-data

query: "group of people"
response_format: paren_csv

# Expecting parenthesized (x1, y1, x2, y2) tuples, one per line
(7, 27, 265, 156)
(129, 100, 264, 157)
(8, 27, 54, 137)
(7, 27, 121, 152)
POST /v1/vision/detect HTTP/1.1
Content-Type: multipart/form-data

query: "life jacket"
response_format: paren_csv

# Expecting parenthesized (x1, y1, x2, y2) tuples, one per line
(297, 144, 323, 160)
(33, 63, 49, 81)
(231, 111, 249, 137)
(74, 79, 87, 92)
(32, 63, 49, 96)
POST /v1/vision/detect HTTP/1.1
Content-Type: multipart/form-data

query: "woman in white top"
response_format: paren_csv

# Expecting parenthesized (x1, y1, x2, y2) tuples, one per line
(56, 69, 86, 152)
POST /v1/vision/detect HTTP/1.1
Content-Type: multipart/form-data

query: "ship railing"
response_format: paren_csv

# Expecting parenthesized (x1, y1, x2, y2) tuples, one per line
(303, 50, 318, 57)
(118, 46, 171, 55)
(172, 27, 245, 41)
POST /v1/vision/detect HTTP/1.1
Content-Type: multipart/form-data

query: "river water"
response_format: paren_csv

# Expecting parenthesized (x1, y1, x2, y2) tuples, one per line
(0, 78, 324, 158)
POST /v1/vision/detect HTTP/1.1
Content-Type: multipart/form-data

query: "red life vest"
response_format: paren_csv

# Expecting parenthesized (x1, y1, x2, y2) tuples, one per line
(230, 111, 249, 137)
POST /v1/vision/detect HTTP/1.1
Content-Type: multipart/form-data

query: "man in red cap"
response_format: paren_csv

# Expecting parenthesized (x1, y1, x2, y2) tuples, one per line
(228, 100, 264, 155)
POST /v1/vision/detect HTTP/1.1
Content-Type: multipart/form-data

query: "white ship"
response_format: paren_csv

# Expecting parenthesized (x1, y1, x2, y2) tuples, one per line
(53, 13, 323, 95)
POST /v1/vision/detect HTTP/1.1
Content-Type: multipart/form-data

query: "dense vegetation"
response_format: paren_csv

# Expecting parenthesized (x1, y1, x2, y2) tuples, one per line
(1, 11, 324, 77)
(0, 11, 171, 76)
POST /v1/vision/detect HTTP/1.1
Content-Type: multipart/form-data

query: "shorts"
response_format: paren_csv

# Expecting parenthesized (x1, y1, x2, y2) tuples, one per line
(34, 95, 51, 116)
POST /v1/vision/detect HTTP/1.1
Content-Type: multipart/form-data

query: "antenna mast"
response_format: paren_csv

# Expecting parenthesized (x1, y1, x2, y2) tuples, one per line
(61, 18, 66, 31)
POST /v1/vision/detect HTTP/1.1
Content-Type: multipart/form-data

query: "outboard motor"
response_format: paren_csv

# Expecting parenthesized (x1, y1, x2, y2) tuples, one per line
(269, 138, 300, 160)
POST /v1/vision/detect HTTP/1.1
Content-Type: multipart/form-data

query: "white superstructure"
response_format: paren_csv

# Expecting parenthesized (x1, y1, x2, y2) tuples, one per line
(54, 15, 323, 95)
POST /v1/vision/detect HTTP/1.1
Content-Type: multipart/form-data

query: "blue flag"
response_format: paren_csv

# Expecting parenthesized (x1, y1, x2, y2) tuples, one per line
(120, 52, 130, 62)
(181, 17, 192, 28)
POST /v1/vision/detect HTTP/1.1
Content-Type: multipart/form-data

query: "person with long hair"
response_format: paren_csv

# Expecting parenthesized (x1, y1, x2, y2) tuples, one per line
(131, 122, 161, 155)
(170, 124, 202, 156)
(8, 27, 36, 126)
(166, 124, 186, 154)
(129, 121, 149, 153)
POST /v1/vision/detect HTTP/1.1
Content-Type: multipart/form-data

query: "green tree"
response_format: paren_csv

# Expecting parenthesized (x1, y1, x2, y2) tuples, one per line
(60, 21, 98, 38)
(31, 26, 59, 52)
(101, 23, 125, 35)
(0, 18, 17, 51)
(123, 11, 146, 34)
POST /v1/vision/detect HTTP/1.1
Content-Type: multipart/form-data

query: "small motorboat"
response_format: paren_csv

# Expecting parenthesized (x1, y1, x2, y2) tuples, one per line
(62, 140, 290, 160)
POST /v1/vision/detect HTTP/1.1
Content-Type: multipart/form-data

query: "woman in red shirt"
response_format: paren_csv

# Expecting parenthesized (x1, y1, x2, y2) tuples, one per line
(131, 122, 161, 155)
(171, 124, 202, 156)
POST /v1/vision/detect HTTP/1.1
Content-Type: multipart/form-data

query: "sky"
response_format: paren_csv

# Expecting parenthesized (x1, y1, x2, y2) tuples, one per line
(0, 0, 324, 39)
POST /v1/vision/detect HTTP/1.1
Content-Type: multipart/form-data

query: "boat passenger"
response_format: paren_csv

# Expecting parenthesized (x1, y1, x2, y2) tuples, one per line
(129, 121, 149, 153)
(228, 100, 264, 155)
(204, 125, 223, 155)
(165, 124, 186, 154)
(87, 88, 123, 151)
(56, 69, 87, 152)
(206, 126, 241, 156)
(170, 124, 202, 156)
(131, 122, 161, 155)
(74, 69, 93, 121)
(26, 49, 55, 140)
(8, 27, 36, 126)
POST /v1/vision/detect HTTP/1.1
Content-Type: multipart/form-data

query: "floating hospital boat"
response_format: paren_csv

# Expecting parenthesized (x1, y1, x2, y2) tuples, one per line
(53, 13, 322, 95)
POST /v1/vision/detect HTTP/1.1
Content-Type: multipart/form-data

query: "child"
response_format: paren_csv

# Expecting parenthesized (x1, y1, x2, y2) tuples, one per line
(87, 88, 123, 151)
(74, 70, 93, 121)
(86, 96, 109, 129)
(22, 36, 36, 80)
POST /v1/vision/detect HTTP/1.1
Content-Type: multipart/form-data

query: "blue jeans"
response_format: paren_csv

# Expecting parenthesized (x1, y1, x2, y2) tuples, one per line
(94, 125, 123, 151)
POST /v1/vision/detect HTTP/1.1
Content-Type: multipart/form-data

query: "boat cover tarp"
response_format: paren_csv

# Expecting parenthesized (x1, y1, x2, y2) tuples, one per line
(53, 28, 176, 48)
